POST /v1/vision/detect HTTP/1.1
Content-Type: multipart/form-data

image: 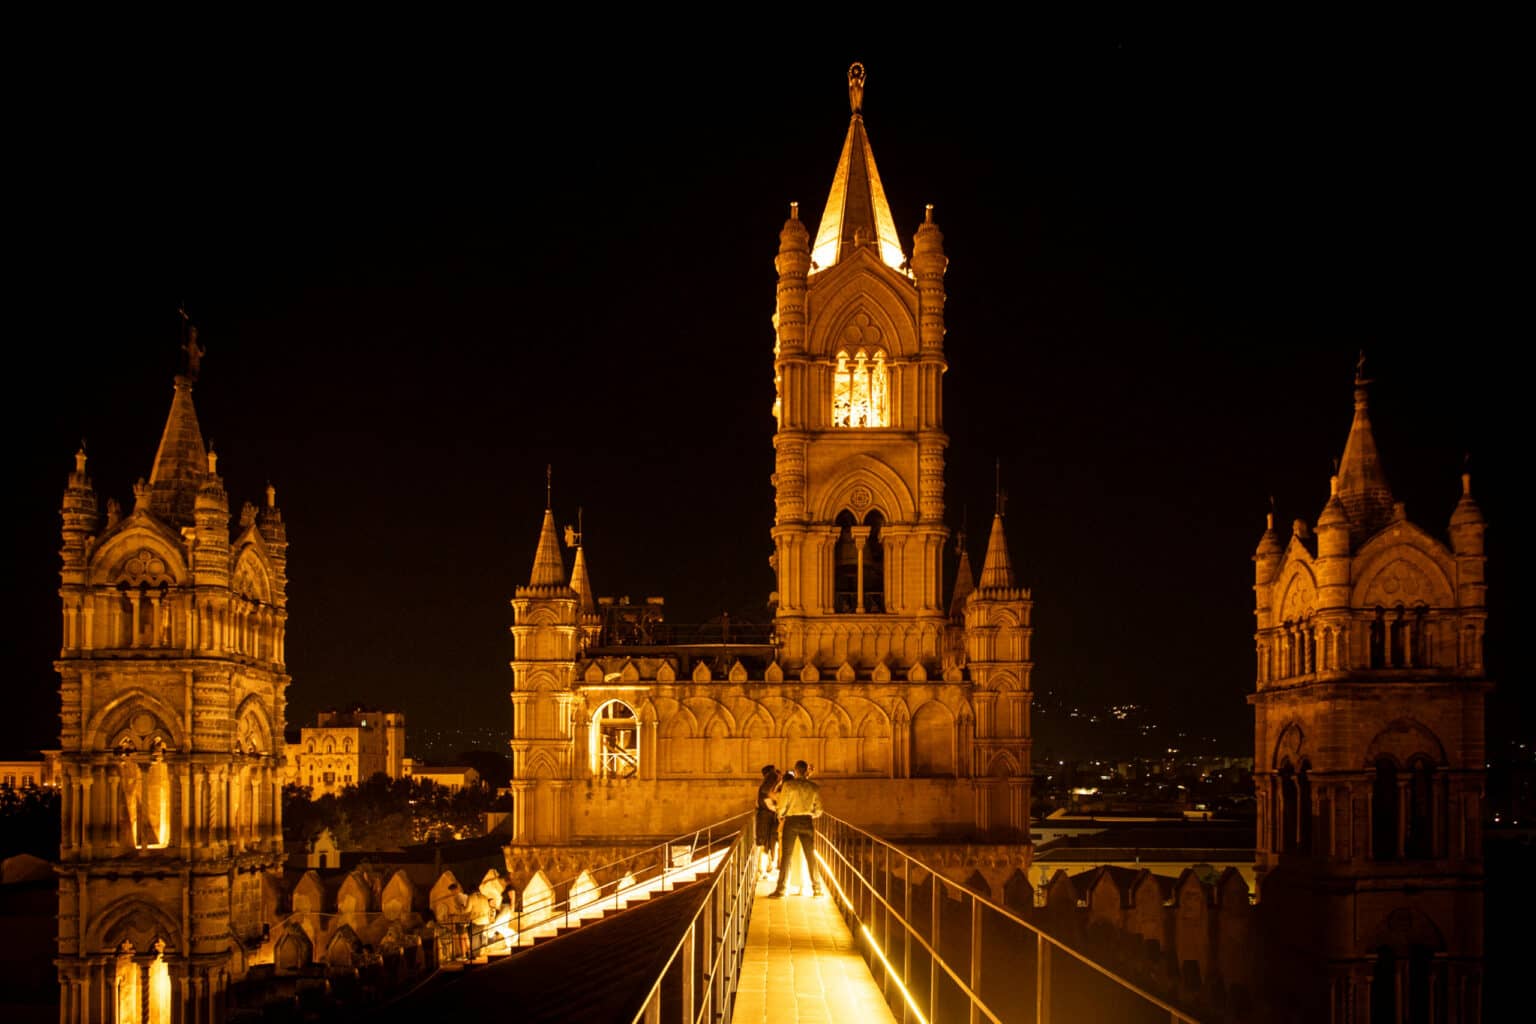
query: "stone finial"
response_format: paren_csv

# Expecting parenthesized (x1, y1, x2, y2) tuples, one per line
(75, 447, 87, 474)
(207, 449, 219, 475)
(266, 482, 277, 508)
(133, 477, 150, 510)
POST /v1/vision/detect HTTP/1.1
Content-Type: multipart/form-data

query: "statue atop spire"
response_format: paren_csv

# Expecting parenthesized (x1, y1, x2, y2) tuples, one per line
(811, 63, 905, 272)
(178, 304, 205, 382)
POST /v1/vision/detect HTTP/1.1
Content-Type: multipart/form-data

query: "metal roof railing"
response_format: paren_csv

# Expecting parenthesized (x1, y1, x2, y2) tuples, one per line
(816, 815, 1201, 1024)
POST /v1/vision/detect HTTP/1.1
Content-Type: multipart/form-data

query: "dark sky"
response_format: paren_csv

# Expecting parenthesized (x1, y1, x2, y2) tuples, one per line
(6, 34, 1522, 758)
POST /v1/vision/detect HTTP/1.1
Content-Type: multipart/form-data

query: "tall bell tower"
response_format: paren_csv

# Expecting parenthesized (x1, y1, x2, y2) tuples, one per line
(1250, 360, 1487, 1022)
(54, 328, 289, 1024)
(771, 62, 951, 676)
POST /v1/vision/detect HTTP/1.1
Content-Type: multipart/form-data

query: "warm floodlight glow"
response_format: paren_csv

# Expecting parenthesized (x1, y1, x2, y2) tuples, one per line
(861, 923, 929, 1024)
(814, 849, 929, 1024)
(832, 349, 889, 428)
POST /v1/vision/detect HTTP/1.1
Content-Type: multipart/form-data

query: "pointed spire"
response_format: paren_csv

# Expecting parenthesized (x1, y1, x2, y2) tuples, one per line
(949, 526, 975, 619)
(810, 63, 905, 273)
(1336, 352, 1395, 542)
(568, 509, 597, 615)
(528, 467, 565, 588)
(978, 513, 1016, 590)
(147, 330, 209, 527)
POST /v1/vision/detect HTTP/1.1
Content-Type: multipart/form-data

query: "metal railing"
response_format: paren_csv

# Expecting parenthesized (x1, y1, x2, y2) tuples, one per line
(437, 813, 748, 966)
(630, 813, 757, 1024)
(816, 815, 1201, 1024)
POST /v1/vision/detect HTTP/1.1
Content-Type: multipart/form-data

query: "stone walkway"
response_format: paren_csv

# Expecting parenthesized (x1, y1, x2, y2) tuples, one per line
(733, 871, 899, 1023)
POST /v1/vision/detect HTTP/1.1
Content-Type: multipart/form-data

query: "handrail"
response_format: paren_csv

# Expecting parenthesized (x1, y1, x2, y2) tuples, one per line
(629, 813, 758, 1024)
(441, 812, 751, 963)
(815, 839, 1002, 1024)
(819, 814, 1201, 1024)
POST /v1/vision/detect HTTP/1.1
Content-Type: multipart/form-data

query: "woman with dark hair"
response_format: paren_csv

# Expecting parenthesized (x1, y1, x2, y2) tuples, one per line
(755, 765, 781, 878)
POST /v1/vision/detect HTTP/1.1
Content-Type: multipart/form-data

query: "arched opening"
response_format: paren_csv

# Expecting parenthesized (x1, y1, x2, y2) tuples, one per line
(147, 951, 171, 1024)
(911, 702, 954, 777)
(862, 510, 885, 612)
(832, 348, 889, 428)
(1369, 608, 1387, 668)
(1298, 761, 1313, 855)
(1373, 757, 1399, 861)
(1405, 757, 1436, 859)
(1371, 943, 1445, 1024)
(1389, 605, 1407, 666)
(833, 511, 858, 613)
(590, 699, 639, 779)
(1370, 946, 1396, 1024)
(1279, 762, 1298, 854)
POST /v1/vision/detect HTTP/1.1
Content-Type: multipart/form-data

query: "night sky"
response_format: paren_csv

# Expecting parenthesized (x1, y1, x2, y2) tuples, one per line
(6, 35, 1521, 759)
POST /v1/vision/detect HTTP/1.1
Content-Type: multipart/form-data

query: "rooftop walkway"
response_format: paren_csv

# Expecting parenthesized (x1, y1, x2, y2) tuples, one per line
(733, 870, 898, 1024)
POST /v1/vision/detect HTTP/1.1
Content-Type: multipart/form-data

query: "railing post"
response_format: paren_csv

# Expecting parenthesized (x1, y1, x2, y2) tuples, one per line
(883, 842, 893, 998)
(1036, 932, 1051, 1024)
(903, 860, 913, 1024)
(969, 895, 982, 1024)
(681, 921, 696, 1024)
(930, 869, 941, 1024)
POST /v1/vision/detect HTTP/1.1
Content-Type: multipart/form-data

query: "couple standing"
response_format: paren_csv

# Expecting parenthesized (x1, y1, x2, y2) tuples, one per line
(756, 759, 824, 899)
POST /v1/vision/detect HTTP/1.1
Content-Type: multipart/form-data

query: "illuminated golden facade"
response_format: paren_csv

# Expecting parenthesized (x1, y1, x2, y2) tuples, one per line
(289, 708, 406, 797)
(509, 66, 1033, 868)
(54, 344, 289, 1023)
(1250, 365, 1487, 1022)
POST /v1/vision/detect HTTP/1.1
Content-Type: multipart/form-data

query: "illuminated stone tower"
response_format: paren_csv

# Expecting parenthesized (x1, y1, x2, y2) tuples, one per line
(1250, 361, 1486, 1022)
(505, 65, 1032, 864)
(54, 332, 289, 1023)
(770, 61, 950, 669)
(508, 486, 580, 844)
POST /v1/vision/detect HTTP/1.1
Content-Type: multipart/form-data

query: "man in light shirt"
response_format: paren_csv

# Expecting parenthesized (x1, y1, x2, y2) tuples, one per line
(767, 759, 824, 898)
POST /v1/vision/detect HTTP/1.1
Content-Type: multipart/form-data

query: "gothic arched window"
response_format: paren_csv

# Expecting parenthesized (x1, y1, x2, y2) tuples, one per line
(1405, 757, 1436, 859)
(1372, 757, 1399, 861)
(1369, 608, 1387, 669)
(862, 510, 885, 613)
(1279, 762, 1298, 854)
(833, 511, 858, 613)
(832, 349, 889, 428)
(590, 699, 639, 779)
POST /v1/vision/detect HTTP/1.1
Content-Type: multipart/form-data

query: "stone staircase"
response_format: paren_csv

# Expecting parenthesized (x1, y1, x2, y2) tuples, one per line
(456, 846, 731, 966)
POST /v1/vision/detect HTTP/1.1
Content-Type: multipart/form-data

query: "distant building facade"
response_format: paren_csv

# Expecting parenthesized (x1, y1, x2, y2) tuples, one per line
(0, 754, 59, 789)
(53, 341, 289, 1022)
(289, 709, 405, 796)
(507, 66, 1033, 878)
(400, 759, 480, 792)
(1250, 366, 1488, 1022)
